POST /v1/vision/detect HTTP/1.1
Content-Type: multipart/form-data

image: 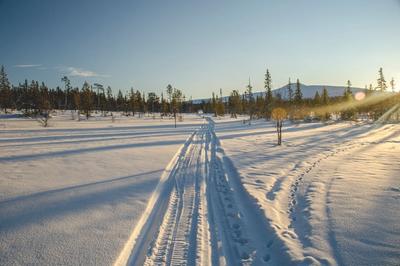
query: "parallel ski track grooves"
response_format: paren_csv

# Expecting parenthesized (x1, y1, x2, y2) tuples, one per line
(144, 126, 206, 266)
(135, 120, 270, 266)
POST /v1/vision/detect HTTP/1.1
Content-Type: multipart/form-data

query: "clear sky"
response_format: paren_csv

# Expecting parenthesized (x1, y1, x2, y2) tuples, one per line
(1, 0, 399, 98)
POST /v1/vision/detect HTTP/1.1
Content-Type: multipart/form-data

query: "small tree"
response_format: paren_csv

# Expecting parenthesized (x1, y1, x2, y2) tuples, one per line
(341, 80, 355, 120)
(166, 84, 173, 114)
(211, 92, 217, 117)
(0, 65, 12, 112)
(271, 107, 287, 145)
(37, 83, 51, 127)
(81, 82, 93, 119)
(229, 90, 241, 118)
(294, 79, 303, 104)
(61, 76, 71, 110)
(246, 78, 255, 124)
(313, 91, 321, 106)
(376, 67, 387, 92)
(390, 78, 395, 93)
(73, 90, 81, 121)
(264, 69, 273, 119)
(321, 87, 330, 120)
(287, 78, 293, 103)
(171, 88, 183, 127)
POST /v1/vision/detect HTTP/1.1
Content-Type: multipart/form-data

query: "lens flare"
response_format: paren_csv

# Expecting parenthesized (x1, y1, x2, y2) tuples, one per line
(355, 91, 366, 101)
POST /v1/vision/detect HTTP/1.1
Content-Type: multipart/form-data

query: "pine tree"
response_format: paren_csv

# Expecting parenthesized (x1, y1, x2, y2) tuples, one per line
(287, 78, 293, 103)
(171, 88, 183, 127)
(81, 81, 93, 119)
(142, 91, 147, 115)
(321, 87, 330, 120)
(344, 80, 352, 100)
(0, 65, 12, 112)
(369, 83, 374, 92)
(106, 86, 113, 111)
(390, 78, 395, 93)
(116, 90, 125, 112)
(216, 88, 225, 116)
(129, 88, 136, 116)
(247, 78, 255, 124)
(73, 89, 81, 120)
(313, 91, 321, 106)
(322, 87, 329, 105)
(166, 84, 173, 114)
(161, 92, 168, 117)
(61, 76, 71, 110)
(377, 67, 387, 92)
(229, 90, 241, 118)
(341, 80, 355, 120)
(37, 82, 51, 126)
(294, 79, 303, 104)
(264, 69, 273, 119)
(211, 92, 217, 116)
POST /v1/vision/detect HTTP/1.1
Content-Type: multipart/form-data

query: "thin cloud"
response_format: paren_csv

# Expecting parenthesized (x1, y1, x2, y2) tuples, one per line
(14, 64, 42, 68)
(66, 67, 109, 78)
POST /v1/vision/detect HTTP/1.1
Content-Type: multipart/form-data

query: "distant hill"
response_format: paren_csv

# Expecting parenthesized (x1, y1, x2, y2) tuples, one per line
(192, 84, 365, 103)
(270, 84, 364, 99)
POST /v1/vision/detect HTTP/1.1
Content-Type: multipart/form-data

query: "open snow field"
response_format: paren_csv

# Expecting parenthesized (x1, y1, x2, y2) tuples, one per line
(1, 113, 399, 265)
(214, 118, 400, 265)
(0, 113, 204, 265)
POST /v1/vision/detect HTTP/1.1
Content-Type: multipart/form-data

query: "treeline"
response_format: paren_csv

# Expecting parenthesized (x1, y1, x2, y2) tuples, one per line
(0, 65, 399, 123)
(198, 68, 399, 122)
(0, 66, 191, 119)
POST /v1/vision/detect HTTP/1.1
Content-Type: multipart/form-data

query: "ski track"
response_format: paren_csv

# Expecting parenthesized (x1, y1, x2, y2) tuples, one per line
(123, 118, 271, 266)
(285, 124, 399, 264)
(288, 124, 398, 224)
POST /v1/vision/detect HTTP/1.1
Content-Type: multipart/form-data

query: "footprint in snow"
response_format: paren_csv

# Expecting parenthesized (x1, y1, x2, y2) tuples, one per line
(263, 254, 271, 262)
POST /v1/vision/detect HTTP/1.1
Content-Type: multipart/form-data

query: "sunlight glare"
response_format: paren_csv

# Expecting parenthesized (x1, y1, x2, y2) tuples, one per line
(355, 91, 366, 101)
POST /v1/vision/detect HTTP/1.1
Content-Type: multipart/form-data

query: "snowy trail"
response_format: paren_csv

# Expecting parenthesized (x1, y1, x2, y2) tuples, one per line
(213, 119, 400, 265)
(120, 118, 271, 266)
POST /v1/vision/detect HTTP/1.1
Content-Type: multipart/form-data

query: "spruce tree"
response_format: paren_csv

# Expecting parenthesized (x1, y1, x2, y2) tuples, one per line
(264, 69, 273, 119)
(211, 92, 217, 117)
(229, 90, 241, 118)
(313, 91, 321, 106)
(321, 87, 330, 120)
(377, 67, 387, 92)
(247, 78, 254, 123)
(322, 87, 329, 105)
(344, 80, 352, 99)
(341, 80, 355, 120)
(287, 78, 293, 103)
(166, 84, 173, 114)
(61, 76, 72, 110)
(81, 82, 93, 119)
(106, 86, 113, 111)
(0, 65, 12, 112)
(116, 90, 124, 112)
(294, 79, 303, 104)
(390, 78, 395, 93)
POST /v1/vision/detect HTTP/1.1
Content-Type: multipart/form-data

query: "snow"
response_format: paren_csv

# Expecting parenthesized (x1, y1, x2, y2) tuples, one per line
(214, 118, 400, 265)
(1, 112, 399, 265)
(0, 112, 204, 266)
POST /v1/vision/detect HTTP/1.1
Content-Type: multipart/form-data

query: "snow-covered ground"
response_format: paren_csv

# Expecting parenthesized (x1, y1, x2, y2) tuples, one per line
(0, 112, 204, 265)
(1, 112, 399, 265)
(214, 118, 400, 265)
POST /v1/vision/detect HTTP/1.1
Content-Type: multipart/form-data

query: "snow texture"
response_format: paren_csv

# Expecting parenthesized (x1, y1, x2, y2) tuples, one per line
(1, 112, 399, 266)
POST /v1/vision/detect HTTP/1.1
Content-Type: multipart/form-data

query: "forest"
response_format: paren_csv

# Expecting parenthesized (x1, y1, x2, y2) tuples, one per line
(0, 65, 398, 125)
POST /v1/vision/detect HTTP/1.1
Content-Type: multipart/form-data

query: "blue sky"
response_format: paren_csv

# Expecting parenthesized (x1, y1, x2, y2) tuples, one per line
(1, 0, 399, 98)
